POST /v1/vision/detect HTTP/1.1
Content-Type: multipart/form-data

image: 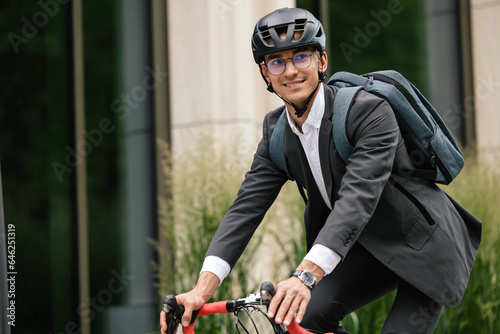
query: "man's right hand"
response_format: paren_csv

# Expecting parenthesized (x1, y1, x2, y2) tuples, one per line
(160, 291, 206, 334)
(160, 272, 221, 334)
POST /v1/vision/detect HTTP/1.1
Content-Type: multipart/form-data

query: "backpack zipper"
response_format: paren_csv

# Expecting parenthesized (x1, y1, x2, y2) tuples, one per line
(366, 73, 437, 169)
(366, 74, 433, 131)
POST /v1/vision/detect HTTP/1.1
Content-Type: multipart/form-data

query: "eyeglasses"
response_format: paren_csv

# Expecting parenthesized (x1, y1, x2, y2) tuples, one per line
(265, 51, 313, 76)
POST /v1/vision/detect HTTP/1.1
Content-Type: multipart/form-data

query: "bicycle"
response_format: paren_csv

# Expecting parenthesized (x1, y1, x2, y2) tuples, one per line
(163, 281, 334, 334)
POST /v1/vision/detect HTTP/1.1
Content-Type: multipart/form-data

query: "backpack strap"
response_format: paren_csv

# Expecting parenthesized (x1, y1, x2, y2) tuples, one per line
(332, 86, 364, 164)
(269, 108, 308, 203)
(269, 108, 292, 179)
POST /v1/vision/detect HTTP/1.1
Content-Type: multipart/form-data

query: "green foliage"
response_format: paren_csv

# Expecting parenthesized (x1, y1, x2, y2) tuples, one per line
(156, 137, 265, 332)
(341, 157, 500, 333)
(158, 142, 499, 333)
(432, 157, 500, 333)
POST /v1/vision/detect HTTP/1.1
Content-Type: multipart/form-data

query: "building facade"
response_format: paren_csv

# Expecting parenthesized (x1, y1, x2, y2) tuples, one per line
(0, 1, 498, 333)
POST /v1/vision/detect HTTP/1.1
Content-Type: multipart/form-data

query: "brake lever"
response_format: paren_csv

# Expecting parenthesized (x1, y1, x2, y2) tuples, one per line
(163, 295, 201, 333)
(163, 295, 182, 334)
(260, 281, 288, 333)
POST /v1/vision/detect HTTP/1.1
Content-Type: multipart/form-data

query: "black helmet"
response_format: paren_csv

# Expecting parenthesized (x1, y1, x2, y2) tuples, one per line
(251, 7, 326, 64)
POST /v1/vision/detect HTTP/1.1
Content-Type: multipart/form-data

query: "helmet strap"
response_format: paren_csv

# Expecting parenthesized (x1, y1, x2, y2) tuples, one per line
(290, 80, 321, 118)
(292, 55, 326, 117)
(259, 66, 275, 92)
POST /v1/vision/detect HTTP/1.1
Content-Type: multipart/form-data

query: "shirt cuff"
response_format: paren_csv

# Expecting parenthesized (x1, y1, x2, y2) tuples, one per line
(200, 256, 231, 285)
(303, 244, 342, 275)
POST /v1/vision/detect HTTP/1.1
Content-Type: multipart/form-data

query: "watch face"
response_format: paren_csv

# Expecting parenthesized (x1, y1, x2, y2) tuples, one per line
(300, 271, 316, 287)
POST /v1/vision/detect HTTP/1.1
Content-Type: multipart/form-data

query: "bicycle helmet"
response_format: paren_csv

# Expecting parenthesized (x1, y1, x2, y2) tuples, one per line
(252, 7, 326, 64)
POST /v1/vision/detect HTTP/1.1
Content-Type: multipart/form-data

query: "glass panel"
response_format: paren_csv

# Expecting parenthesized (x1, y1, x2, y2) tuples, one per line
(83, 1, 124, 333)
(0, 1, 124, 333)
(0, 1, 75, 333)
(296, 0, 428, 90)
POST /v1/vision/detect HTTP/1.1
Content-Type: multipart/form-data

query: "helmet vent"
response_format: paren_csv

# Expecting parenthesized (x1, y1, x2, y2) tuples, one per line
(259, 26, 272, 44)
(259, 26, 270, 38)
(275, 27, 288, 40)
(294, 19, 307, 36)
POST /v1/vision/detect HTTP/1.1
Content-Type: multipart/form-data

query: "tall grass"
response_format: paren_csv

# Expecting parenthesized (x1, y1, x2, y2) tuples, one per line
(156, 137, 269, 333)
(156, 138, 499, 333)
(340, 157, 500, 333)
(433, 157, 500, 333)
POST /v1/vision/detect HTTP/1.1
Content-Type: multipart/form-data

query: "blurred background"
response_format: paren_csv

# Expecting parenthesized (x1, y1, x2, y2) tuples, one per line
(1, 0, 499, 333)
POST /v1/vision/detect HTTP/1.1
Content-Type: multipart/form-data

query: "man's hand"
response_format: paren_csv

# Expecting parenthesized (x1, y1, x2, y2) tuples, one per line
(160, 272, 220, 334)
(267, 277, 312, 326)
(267, 260, 325, 326)
(159, 291, 206, 333)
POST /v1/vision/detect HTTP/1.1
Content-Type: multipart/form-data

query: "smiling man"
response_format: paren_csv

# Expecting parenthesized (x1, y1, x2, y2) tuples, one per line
(161, 8, 481, 334)
(262, 46, 327, 125)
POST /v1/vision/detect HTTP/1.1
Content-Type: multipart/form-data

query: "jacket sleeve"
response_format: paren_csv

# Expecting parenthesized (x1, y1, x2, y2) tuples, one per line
(204, 111, 288, 268)
(314, 91, 400, 259)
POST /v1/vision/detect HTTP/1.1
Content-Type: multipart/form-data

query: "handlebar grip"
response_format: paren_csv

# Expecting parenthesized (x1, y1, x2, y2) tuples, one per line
(198, 301, 230, 316)
(183, 324, 195, 334)
(163, 295, 201, 334)
(163, 295, 182, 334)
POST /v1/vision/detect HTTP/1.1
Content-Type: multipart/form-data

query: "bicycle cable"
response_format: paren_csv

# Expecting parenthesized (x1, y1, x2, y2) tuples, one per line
(234, 305, 282, 334)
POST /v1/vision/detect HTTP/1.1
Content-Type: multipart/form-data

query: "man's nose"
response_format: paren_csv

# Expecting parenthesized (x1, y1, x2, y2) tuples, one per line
(282, 58, 299, 75)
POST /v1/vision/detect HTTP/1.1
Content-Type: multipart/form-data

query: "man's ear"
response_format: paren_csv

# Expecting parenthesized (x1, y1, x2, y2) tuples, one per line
(259, 65, 274, 92)
(317, 51, 328, 81)
(319, 51, 328, 74)
(259, 64, 271, 85)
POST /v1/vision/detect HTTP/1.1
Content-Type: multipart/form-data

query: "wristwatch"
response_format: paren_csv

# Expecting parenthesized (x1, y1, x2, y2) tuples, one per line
(290, 270, 317, 289)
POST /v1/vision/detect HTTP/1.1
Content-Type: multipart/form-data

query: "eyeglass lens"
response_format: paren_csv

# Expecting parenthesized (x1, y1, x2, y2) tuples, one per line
(266, 52, 312, 75)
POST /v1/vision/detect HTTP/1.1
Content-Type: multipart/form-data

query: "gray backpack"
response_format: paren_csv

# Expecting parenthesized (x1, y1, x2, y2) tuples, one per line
(269, 70, 464, 185)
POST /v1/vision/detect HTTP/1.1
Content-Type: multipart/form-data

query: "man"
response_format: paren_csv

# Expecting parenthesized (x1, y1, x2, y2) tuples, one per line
(161, 7, 481, 333)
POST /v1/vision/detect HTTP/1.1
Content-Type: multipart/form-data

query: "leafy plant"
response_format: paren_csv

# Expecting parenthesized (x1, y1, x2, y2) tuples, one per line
(347, 156, 500, 333)
(156, 137, 266, 332)
(155, 138, 499, 333)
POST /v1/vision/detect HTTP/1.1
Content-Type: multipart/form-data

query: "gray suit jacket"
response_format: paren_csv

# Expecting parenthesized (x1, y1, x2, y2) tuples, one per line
(205, 84, 481, 307)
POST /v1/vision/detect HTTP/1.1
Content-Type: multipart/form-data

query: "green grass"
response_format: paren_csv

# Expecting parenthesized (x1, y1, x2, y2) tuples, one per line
(156, 138, 264, 332)
(432, 157, 500, 333)
(156, 141, 500, 333)
(342, 156, 500, 333)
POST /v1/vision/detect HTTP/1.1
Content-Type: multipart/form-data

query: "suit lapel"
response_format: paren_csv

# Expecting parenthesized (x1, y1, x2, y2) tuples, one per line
(284, 124, 307, 187)
(319, 85, 335, 205)
(282, 85, 340, 203)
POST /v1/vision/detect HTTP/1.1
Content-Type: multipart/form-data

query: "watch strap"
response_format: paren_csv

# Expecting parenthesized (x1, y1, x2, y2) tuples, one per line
(290, 270, 316, 289)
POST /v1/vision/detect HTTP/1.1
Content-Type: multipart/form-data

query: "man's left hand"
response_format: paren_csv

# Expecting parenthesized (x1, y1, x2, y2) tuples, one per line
(267, 276, 312, 326)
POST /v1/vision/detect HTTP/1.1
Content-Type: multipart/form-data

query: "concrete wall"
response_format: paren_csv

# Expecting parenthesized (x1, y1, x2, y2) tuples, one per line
(167, 0, 294, 159)
(470, 0, 500, 161)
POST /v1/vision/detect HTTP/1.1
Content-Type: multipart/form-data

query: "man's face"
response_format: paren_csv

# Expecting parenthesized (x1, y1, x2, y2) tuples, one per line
(261, 47, 327, 109)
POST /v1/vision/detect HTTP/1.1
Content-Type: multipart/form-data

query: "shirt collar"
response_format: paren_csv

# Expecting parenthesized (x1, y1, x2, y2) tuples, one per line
(286, 84, 325, 135)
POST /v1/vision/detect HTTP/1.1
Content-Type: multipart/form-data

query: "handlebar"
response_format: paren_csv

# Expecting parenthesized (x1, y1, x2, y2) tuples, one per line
(163, 281, 333, 334)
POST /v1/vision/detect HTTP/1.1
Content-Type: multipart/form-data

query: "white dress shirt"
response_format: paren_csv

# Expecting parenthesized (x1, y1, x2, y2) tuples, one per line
(201, 85, 341, 284)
